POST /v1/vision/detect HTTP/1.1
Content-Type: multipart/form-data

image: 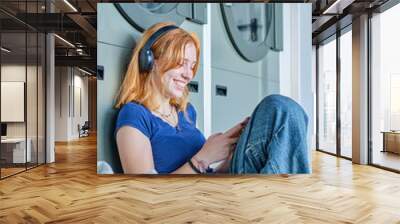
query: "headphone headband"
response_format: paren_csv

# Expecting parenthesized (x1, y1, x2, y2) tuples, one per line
(143, 25, 178, 51)
(139, 25, 179, 73)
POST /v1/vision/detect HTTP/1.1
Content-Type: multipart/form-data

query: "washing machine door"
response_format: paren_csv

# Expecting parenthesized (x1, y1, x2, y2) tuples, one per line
(114, 3, 191, 32)
(221, 3, 282, 62)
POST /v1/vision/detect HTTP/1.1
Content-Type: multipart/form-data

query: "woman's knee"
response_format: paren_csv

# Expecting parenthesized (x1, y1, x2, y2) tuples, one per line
(256, 94, 295, 114)
(256, 94, 308, 124)
(260, 94, 293, 108)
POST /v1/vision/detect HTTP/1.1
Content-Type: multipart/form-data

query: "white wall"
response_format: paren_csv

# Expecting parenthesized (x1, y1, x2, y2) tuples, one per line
(181, 14, 205, 134)
(1, 63, 46, 164)
(55, 67, 69, 141)
(279, 4, 313, 107)
(72, 72, 89, 138)
(278, 4, 314, 158)
(54, 67, 89, 141)
(211, 3, 276, 134)
(1, 65, 36, 138)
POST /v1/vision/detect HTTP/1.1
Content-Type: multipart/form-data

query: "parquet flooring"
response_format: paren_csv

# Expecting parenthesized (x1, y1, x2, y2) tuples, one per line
(1, 167, 26, 178)
(1, 163, 44, 178)
(373, 151, 400, 171)
(1, 134, 400, 223)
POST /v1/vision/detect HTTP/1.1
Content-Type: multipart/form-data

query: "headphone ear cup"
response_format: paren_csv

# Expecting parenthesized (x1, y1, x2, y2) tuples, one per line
(138, 25, 178, 73)
(139, 49, 154, 73)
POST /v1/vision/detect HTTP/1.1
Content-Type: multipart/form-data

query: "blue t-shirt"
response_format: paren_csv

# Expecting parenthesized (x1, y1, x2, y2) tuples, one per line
(115, 102, 206, 174)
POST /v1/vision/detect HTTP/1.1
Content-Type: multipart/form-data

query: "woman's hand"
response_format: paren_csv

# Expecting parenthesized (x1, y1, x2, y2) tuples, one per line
(194, 116, 250, 167)
(214, 151, 233, 173)
(194, 132, 238, 167)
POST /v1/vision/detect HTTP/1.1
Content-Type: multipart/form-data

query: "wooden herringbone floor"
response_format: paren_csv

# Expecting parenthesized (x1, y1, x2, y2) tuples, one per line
(1, 134, 400, 223)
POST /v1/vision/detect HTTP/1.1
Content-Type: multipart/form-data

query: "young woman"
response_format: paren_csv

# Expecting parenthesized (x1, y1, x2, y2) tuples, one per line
(114, 22, 310, 174)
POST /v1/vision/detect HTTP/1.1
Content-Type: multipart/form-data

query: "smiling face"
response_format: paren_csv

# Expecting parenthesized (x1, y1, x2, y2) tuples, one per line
(159, 42, 197, 99)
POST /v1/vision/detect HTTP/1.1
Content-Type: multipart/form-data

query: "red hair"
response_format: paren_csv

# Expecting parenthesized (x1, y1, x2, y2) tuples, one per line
(115, 22, 200, 113)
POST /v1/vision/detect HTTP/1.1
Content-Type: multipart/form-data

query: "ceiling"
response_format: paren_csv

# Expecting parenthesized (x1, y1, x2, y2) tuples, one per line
(309, 0, 390, 44)
(0, 0, 98, 73)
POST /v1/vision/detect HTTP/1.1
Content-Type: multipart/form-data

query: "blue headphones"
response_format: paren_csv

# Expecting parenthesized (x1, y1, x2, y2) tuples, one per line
(139, 25, 179, 73)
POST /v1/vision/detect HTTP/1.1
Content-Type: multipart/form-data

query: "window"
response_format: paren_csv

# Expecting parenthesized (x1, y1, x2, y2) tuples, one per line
(371, 3, 400, 171)
(0, 1, 47, 179)
(317, 37, 337, 155)
(339, 29, 352, 158)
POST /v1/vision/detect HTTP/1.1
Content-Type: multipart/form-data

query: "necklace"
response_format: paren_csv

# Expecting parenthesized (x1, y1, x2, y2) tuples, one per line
(154, 105, 178, 126)
(154, 104, 173, 117)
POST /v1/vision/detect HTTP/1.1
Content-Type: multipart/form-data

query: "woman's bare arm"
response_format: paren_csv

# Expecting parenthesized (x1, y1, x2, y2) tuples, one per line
(116, 126, 198, 174)
(116, 126, 155, 174)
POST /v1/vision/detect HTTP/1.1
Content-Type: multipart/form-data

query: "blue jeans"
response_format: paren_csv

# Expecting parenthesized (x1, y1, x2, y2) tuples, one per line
(230, 94, 310, 174)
